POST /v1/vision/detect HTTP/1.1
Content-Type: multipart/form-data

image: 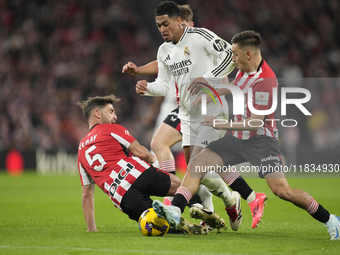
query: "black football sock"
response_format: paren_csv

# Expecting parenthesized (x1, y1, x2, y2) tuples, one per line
(229, 177, 253, 200)
(311, 204, 331, 223)
(187, 193, 202, 207)
(172, 193, 188, 213)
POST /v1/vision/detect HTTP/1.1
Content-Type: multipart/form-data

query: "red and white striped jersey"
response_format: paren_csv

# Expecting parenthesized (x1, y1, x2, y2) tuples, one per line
(232, 59, 279, 140)
(77, 123, 150, 211)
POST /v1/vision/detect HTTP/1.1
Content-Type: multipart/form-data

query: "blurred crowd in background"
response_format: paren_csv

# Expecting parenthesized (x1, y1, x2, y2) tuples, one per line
(0, 0, 340, 153)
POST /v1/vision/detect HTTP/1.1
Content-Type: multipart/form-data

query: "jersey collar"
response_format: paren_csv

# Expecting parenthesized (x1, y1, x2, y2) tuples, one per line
(89, 123, 99, 131)
(175, 27, 188, 44)
(246, 58, 264, 75)
(257, 58, 264, 72)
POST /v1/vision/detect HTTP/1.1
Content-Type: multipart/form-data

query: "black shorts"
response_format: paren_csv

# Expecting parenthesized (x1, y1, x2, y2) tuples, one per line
(163, 106, 181, 133)
(120, 166, 171, 222)
(207, 134, 283, 178)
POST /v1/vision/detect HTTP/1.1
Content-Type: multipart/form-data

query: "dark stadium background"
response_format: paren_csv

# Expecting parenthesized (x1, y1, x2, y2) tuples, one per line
(0, 0, 339, 172)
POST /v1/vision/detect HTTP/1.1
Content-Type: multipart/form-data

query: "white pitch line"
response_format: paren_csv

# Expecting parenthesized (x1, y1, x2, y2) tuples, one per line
(0, 245, 249, 255)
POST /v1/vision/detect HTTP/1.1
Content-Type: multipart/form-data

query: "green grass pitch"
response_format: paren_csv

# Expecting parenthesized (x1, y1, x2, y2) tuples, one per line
(1, 172, 340, 255)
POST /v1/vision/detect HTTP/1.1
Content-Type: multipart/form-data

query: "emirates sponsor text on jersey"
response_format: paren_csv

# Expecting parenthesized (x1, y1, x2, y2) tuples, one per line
(166, 59, 192, 76)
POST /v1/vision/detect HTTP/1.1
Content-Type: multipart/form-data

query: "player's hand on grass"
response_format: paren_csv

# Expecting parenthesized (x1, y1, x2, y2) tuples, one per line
(122, 62, 139, 75)
(136, 80, 148, 95)
(187, 77, 208, 95)
(86, 228, 98, 232)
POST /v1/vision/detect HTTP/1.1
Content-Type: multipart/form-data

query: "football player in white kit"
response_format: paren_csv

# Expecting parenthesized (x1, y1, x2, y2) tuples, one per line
(122, 5, 194, 206)
(132, 1, 267, 230)
(135, 1, 244, 230)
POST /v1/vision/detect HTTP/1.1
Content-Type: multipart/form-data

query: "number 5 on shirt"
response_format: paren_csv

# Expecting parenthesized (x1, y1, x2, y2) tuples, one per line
(85, 145, 107, 171)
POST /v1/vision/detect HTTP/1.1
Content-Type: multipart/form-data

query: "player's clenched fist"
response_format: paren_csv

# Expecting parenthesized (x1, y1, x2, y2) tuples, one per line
(136, 80, 148, 95)
(122, 61, 139, 75)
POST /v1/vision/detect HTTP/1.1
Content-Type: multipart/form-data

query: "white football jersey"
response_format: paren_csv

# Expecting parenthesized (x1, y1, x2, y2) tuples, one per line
(144, 27, 235, 122)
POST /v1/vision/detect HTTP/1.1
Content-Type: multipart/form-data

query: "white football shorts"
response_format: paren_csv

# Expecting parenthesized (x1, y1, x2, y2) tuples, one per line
(181, 114, 227, 148)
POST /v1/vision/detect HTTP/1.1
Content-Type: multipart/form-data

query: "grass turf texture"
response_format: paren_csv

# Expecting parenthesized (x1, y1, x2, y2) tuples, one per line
(0, 172, 339, 255)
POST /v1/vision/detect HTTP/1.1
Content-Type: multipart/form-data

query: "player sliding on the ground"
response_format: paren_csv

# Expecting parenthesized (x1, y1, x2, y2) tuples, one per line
(76, 94, 226, 235)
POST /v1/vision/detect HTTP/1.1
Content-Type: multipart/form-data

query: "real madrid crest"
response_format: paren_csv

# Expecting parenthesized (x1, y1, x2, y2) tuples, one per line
(184, 47, 190, 56)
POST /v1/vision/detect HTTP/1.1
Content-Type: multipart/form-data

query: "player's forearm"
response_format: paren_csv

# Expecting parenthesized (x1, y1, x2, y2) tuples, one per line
(216, 88, 231, 96)
(82, 188, 97, 232)
(135, 147, 156, 164)
(128, 141, 156, 163)
(143, 80, 169, 97)
(137, 61, 158, 76)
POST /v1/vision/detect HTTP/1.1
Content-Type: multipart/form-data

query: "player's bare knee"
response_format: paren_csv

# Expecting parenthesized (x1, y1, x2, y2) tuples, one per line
(150, 139, 163, 155)
(150, 138, 158, 151)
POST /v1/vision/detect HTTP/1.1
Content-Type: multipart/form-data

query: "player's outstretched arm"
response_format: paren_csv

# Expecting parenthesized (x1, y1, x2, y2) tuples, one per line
(135, 80, 148, 95)
(122, 61, 158, 76)
(188, 77, 234, 95)
(128, 140, 157, 164)
(191, 88, 232, 108)
(136, 60, 158, 76)
(191, 78, 234, 108)
(82, 184, 98, 232)
(122, 62, 139, 75)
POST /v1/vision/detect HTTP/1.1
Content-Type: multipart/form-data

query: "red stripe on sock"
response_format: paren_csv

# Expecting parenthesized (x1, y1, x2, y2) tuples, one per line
(222, 167, 240, 185)
(159, 160, 176, 173)
(176, 186, 192, 203)
(306, 198, 319, 215)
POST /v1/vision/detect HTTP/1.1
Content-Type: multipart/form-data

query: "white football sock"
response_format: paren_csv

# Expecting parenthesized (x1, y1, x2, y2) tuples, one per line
(246, 191, 256, 203)
(200, 171, 236, 208)
(197, 184, 214, 212)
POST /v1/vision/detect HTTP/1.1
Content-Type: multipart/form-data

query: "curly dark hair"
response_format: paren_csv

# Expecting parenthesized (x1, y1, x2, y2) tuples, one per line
(155, 1, 180, 19)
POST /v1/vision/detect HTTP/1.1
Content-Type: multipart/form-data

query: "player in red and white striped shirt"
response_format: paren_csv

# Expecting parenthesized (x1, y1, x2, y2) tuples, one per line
(77, 94, 197, 233)
(232, 59, 278, 140)
(153, 31, 340, 240)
